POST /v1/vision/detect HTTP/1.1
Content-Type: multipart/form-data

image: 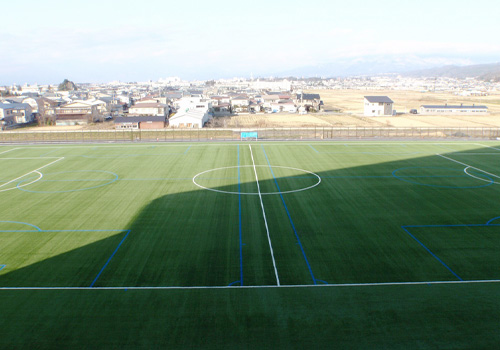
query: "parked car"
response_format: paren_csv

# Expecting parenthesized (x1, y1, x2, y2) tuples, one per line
(409, 109, 418, 114)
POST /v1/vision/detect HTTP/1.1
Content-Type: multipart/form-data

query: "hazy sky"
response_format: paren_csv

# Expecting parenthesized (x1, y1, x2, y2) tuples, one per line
(1, 0, 499, 84)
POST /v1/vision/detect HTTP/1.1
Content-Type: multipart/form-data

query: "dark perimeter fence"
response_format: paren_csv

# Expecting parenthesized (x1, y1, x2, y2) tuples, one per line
(1, 127, 500, 143)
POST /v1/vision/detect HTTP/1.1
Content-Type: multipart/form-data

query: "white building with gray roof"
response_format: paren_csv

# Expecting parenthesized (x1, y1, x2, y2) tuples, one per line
(364, 96, 394, 116)
(420, 104, 488, 115)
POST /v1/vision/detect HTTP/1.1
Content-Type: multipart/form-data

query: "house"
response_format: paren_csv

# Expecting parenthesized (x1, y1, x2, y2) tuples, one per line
(295, 93, 322, 112)
(210, 95, 231, 105)
(35, 97, 59, 124)
(169, 96, 213, 128)
(262, 94, 281, 107)
(230, 95, 250, 112)
(55, 101, 99, 125)
(165, 91, 184, 103)
(128, 103, 169, 117)
(364, 96, 394, 116)
(169, 109, 212, 128)
(0, 103, 34, 127)
(0, 103, 34, 125)
(212, 103, 232, 117)
(420, 104, 488, 115)
(135, 97, 160, 105)
(114, 116, 166, 129)
(270, 101, 297, 113)
(248, 100, 262, 113)
(5, 97, 39, 114)
(175, 97, 212, 113)
(35, 97, 59, 116)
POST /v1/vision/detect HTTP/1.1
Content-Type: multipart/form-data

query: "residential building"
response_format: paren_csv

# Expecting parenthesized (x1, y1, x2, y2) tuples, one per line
(55, 101, 99, 125)
(230, 95, 250, 112)
(270, 101, 297, 113)
(295, 93, 322, 112)
(0, 103, 34, 127)
(175, 97, 212, 113)
(364, 96, 394, 116)
(128, 103, 169, 117)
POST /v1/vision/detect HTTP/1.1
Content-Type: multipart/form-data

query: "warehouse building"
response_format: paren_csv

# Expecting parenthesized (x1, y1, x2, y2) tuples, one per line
(114, 116, 166, 129)
(420, 104, 488, 115)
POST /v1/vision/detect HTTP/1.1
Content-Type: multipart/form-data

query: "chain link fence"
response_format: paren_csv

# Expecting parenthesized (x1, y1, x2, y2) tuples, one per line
(1, 127, 500, 143)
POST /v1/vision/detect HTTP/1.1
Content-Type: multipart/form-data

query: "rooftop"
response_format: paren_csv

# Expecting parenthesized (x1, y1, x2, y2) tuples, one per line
(364, 96, 394, 103)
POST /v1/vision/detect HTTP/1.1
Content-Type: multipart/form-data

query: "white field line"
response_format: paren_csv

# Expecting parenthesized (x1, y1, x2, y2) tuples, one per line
(249, 145, 280, 286)
(0, 171, 43, 193)
(1, 279, 500, 291)
(0, 157, 64, 160)
(0, 157, 64, 190)
(436, 153, 500, 180)
(0, 148, 19, 155)
(473, 143, 500, 151)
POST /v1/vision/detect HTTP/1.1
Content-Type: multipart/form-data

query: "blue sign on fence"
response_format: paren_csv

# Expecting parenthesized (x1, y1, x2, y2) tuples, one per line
(241, 132, 258, 139)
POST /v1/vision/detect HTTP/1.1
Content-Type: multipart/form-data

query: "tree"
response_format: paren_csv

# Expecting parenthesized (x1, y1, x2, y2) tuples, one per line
(58, 79, 77, 91)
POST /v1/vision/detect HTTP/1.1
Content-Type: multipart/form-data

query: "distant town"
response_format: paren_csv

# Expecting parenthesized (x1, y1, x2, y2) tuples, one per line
(1, 75, 499, 131)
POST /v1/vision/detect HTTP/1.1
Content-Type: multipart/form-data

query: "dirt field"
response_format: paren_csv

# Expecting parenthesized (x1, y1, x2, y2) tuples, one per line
(227, 89, 500, 128)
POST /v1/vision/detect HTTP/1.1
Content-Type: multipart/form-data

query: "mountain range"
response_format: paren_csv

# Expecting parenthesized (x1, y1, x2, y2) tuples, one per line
(278, 55, 500, 81)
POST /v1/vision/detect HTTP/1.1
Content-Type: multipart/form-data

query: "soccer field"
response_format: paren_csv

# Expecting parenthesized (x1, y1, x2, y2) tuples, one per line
(1, 141, 500, 348)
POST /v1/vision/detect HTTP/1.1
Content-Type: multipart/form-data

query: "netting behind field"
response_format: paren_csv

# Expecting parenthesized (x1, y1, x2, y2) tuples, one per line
(1, 127, 500, 143)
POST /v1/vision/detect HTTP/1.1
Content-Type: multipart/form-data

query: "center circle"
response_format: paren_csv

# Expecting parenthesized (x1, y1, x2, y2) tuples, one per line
(193, 165, 321, 195)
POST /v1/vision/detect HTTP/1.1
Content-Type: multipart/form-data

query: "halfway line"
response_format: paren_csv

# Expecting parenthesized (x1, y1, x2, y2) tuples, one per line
(249, 145, 280, 286)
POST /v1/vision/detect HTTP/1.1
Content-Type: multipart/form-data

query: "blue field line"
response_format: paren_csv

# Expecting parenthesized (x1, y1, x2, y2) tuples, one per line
(403, 223, 500, 229)
(0, 221, 42, 232)
(184, 146, 191, 154)
(308, 144, 320, 153)
(43, 229, 129, 232)
(90, 230, 131, 288)
(0, 265, 5, 272)
(0, 228, 131, 233)
(238, 145, 243, 286)
(38, 149, 59, 157)
(120, 177, 193, 181)
(40, 179, 118, 182)
(191, 177, 239, 180)
(261, 145, 317, 285)
(486, 217, 500, 225)
(320, 175, 473, 180)
(401, 226, 463, 281)
(81, 154, 185, 159)
(37, 177, 236, 182)
(313, 151, 422, 156)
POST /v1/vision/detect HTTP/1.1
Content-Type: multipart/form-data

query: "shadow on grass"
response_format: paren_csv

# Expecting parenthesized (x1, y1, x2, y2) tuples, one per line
(2, 143, 500, 288)
(1, 143, 500, 348)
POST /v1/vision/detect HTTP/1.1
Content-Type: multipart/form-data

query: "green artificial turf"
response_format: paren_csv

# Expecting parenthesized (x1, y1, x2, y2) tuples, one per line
(1, 141, 500, 348)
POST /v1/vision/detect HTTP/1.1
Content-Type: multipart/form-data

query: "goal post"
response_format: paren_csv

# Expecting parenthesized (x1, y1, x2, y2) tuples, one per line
(241, 131, 258, 141)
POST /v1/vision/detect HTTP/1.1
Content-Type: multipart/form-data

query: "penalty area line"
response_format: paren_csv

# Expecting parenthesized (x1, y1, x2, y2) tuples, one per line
(436, 153, 500, 180)
(0, 157, 64, 190)
(0, 148, 20, 156)
(1, 279, 500, 291)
